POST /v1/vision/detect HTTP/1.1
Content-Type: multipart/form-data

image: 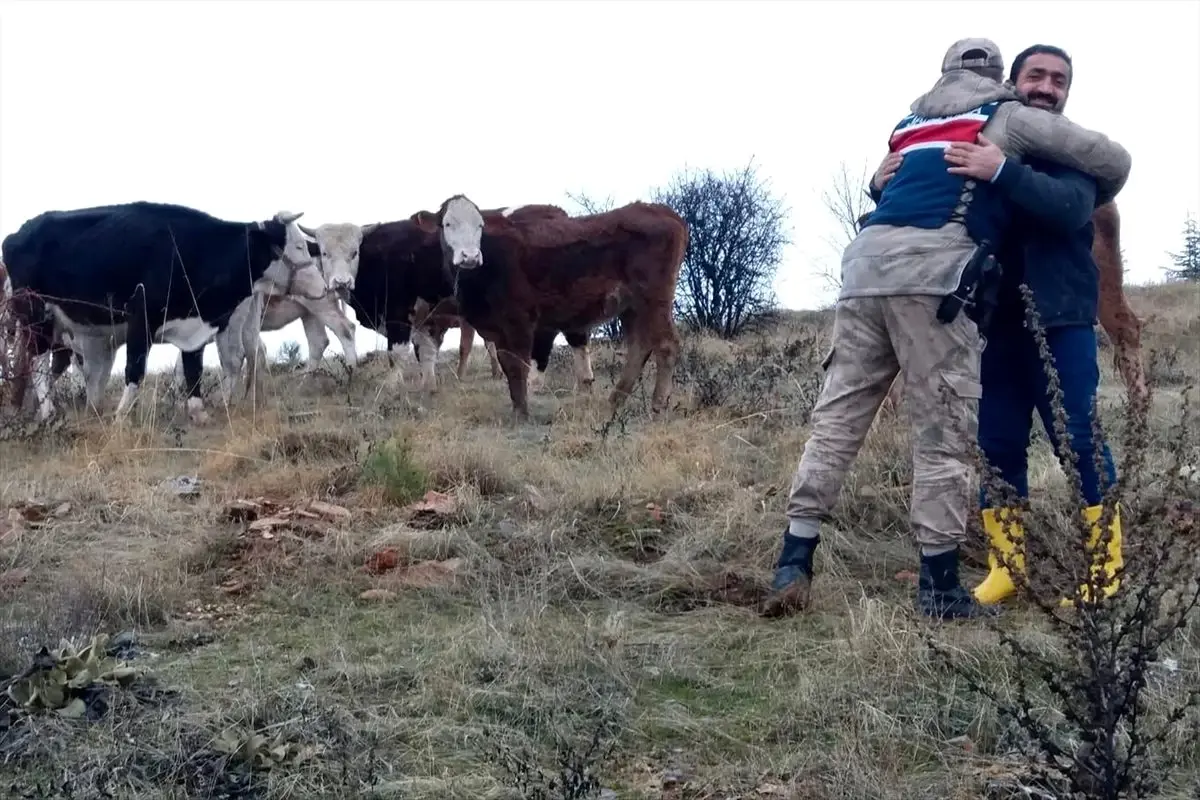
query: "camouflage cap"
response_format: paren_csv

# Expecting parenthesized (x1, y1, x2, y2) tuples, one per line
(941, 38, 1005, 81)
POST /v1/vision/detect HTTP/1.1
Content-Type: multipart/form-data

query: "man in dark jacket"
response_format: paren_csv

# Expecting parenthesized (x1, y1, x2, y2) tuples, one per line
(936, 44, 1123, 607)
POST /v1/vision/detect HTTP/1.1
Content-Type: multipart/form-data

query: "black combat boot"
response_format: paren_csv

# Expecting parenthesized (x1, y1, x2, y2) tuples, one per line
(917, 547, 998, 621)
(761, 531, 820, 618)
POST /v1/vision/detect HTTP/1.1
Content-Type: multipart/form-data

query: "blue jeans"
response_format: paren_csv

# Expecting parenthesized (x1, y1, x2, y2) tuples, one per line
(978, 323, 1117, 508)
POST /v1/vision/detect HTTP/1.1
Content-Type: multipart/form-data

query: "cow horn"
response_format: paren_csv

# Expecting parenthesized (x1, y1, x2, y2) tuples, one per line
(274, 210, 304, 225)
(298, 223, 317, 237)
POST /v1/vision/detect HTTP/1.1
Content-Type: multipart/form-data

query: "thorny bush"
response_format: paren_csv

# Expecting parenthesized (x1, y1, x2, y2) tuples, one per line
(674, 330, 825, 428)
(928, 283, 1200, 800)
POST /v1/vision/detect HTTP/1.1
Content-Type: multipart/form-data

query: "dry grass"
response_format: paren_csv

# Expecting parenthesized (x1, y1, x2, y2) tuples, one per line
(0, 282, 1198, 799)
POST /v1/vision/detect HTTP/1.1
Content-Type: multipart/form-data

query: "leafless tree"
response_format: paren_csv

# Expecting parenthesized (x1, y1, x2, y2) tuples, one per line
(815, 160, 875, 292)
(651, 158, 790, 339)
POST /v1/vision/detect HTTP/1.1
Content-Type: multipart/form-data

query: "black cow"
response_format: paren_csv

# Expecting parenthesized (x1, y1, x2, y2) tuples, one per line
(2, 201, 325, 423)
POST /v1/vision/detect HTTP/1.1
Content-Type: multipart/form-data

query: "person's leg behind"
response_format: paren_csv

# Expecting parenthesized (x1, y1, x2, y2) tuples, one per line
(763, 296, 900, 617)
(973, 322, 1037, 605)
(1031, 324, 1122, 603)
(887, 295, 993, 620)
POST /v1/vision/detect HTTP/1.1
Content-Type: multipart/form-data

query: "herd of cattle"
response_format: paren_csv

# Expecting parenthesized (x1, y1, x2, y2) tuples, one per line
(0, 195, 1151, 434)
(0, 196, 690, 425)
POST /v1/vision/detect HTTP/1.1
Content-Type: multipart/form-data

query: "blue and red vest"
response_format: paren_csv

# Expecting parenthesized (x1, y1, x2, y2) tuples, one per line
(862, 101, 1010, 247)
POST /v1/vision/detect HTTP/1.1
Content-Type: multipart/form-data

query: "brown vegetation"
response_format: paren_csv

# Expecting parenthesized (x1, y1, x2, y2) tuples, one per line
(0, 280, 1197, 799)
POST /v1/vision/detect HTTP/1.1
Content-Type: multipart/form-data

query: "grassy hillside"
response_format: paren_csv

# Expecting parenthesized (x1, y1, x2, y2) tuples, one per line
(0, 280, 1197, 799)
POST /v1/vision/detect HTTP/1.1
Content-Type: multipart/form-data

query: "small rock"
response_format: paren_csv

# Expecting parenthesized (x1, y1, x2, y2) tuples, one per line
(359, 588, 397, 602)
(364, 548, 400, 575)
(159, 475, 202, 498)
(946, 734, 975, 752)
(662, 767, 687, 787)
(0, 568, 31, 590)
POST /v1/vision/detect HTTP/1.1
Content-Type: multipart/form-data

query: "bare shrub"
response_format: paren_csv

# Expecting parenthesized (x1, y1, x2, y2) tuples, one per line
(928, 283, 1200, 799)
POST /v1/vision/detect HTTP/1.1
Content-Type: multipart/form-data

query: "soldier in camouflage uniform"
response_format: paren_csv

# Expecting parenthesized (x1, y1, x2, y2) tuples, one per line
(762, 38, 1132, 621)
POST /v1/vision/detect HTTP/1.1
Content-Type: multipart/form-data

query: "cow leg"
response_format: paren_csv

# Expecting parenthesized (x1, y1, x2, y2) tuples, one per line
(496, 330, 534, 421)
(456, 322, 501, 380)
(36, 337, 75, 412)
(76, 334, 116, 415)
(1098, 291, 1147, 406)
(214, 324, 245, 407)
(564, 330, 594, 392)
(385, 324, 412, 389)
(457, 322, 476, 381)
(299, 312, 330, 373)
(412, 326, 441, 392)
(6, 312, 43, 412)
(308, 298, 357, 369)
(20, 317, 58, 421)
(30, 351, 59, 421)
(244, 293, 271, 406)
(178, 348, 209, 424)
(529, 328, 557, 393)
(485, 341, 502, 379)
(1093, 201, 1148, 406)
(115, 288, 152, 421)
(649, 318, 681, 414)
(609, 315, 655, 415)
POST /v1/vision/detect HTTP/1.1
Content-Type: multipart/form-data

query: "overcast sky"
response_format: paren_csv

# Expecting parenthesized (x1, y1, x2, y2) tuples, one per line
(2, 0, 1197, 372)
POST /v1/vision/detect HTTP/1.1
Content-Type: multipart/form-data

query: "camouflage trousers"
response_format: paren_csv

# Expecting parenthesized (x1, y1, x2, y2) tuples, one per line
(785, 295, 984, 551)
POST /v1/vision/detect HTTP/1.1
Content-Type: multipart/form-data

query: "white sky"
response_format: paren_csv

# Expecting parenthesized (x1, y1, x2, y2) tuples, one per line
(2, 0, 1198, 373)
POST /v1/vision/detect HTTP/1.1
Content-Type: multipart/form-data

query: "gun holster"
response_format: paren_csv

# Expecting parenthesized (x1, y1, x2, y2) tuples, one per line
(937, 241, 1001, 329)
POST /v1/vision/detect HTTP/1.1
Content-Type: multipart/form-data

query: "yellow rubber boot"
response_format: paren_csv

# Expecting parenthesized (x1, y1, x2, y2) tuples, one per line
(1061, 504, 1124, 607)
(972, 507, 1025, 605)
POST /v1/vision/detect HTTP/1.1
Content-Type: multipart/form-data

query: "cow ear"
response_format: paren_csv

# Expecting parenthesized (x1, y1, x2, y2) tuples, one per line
(410, 211, 437, 232)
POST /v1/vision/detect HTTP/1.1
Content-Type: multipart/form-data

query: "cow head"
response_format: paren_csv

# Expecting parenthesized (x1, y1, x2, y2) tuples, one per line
(434, 194, 484, 271)
(297, 222, 379, 297)
(256, 210, 327, 301)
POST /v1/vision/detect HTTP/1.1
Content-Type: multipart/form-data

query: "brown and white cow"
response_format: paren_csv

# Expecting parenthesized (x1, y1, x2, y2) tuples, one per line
(407, 203, 598, 393)
(417, 194, 688, 420)
(876, 200, 1147, 417)
(343, 202, 590, 394)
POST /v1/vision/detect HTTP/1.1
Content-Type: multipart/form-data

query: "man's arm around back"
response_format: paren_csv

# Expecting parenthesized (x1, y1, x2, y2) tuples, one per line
(991, 159, 1097, 232)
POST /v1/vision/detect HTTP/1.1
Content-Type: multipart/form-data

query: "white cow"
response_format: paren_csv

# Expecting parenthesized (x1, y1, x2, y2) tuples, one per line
(199, 222, 373, 401)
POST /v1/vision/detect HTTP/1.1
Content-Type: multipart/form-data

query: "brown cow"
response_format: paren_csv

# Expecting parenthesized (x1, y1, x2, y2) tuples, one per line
(341, 202, 591, 395)
(408, 203, 598, 393)
(415, 194, 688, 420)
(876, 200, 1146, 417)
